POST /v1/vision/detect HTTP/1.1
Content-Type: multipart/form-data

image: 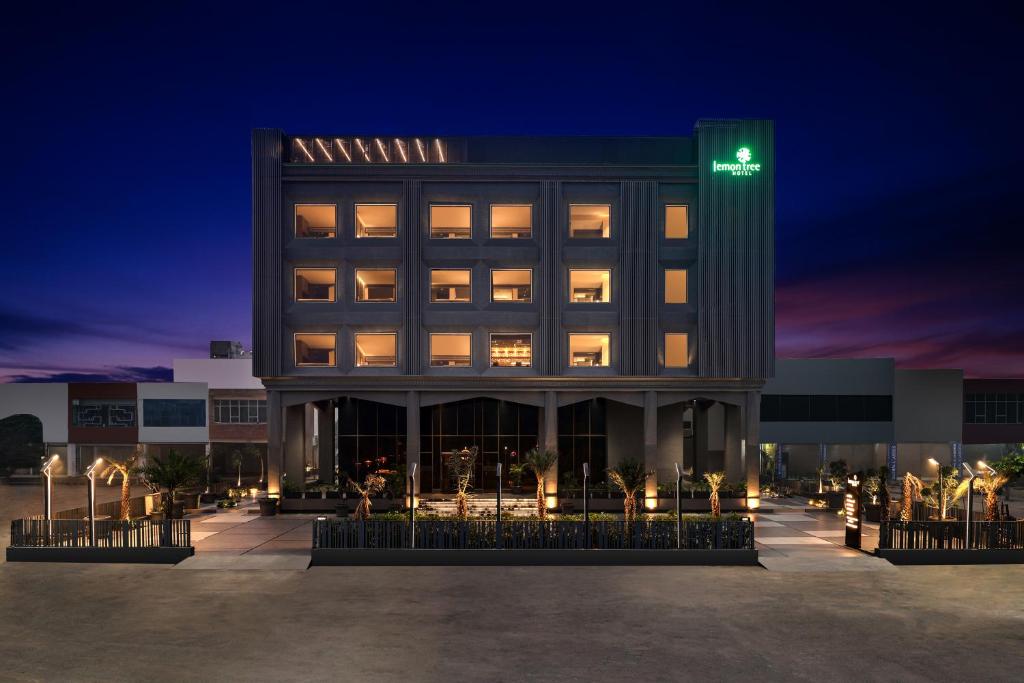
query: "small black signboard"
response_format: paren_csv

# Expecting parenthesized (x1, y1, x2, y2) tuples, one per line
(844, 474, 863, 549)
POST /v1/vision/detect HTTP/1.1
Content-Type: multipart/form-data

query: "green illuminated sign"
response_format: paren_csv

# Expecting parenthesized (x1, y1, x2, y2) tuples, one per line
(712, 147, 762, 176)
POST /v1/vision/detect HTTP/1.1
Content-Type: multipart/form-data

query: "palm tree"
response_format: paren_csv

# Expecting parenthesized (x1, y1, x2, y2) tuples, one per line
(877, 466, 892, 522)
(607, 459, 652, 522)
(348, 474, 386, 520)
(140, 449, 204, 518)
(899, 473, 924, 521)
(442, 447, 478, 520)
(523, 448, 559, 519)
(975, 471, 1010, 521)
(704, 471, 727, 518)
(100, 444, 142, 520)
(231, 449, 243, 487)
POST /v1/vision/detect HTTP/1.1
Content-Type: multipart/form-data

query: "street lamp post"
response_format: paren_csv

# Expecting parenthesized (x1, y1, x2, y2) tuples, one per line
(496, 462, 503, 550)
(408, 462, 417, 549)
(928, 458, 944, 520)
(582, 463, 590, 546)
(962, 463, 977, 549)
(84, 458, 103, 547)
(674, 462, 683, 549)
(40, 454, 60, 521)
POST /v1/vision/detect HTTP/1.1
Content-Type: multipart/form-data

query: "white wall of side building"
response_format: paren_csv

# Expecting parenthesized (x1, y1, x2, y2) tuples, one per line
(137, 382, 209, 443)
(0, 382, 68, 443)
(173, 358, 262, 389)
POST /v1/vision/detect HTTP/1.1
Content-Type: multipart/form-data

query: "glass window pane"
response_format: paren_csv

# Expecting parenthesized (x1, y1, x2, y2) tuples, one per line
(665, 270, 687, 304)
(355, 204, 397, 238)
(569, 334, 610, 367)
(491, 270, 532, 302)
(666, 205, 688, 239)
(489, 333, 532, 367)
(490, 205, 532, 239)
(569, 270, 611, 303)
(355, 269, 397, 302)
(295, 333, 336, 367)
(430, 269, 472, 303)
(295, 268, 337, 302)
(430, 205, 472, 239)
(569, 204, 610, 238)
(354, 333, 397, 367)
(430, 334, 472, 367)
(665, 333, 688, 368)
(295, 204, 336, 239)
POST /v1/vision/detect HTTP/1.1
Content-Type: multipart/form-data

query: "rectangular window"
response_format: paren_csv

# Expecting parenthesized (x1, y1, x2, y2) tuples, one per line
(213, 399, 267, 424)
(430, 205, 472, 239)
(760, 395, 894, 422)
(430, 333, 472, 367)
(490, 269, 532, 302)
(354, 333, 398, 367)
(355, 204, 398, 238)
(568, 334, 610, 367)
(665, 205, 689, 239)
(490, 205, 532, 239)
(665, 269, 688, 304)
(429, 269, 472, 302)
(354, 269, 397, 302)
(295, 333, 336, 367)
(294, 268, 337, 302)
(490, 333, 532, 367)
(71, 399, 137, 427)
(295, 204, 336, 239)
(569, 204, 610, 238)
(569, 269, 611, 303)
(665, 333, 689, 368)
(143, 399, 206, 427)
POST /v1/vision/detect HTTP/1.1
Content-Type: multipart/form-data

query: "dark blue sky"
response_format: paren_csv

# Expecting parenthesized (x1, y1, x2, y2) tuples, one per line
(2, 2, 1022, 380)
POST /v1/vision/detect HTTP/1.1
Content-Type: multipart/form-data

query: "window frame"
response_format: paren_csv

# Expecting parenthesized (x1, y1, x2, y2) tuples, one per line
(353, 332, 399, 368)
(429, 332, 473, 368)
(353, 267, 398, 303)
(664, 332, 689, 368)
(429, 204, 473, 240)
(293, 267, 338, 303)
(664, 268, 688, 304)
(567, 268, 613, 304)
(489, 204, 533, 239)
(664, 204, 690, 239)
(489, 268, 533, 303)
(294, 203, 337, 240)
(354, 203, 399, 239)
(293, 332, 337, 368)
(488, 332, 533, 368)
(568, 203, 612, 239)
(429, 268, 473, 304)
(567, 332, 612, 368)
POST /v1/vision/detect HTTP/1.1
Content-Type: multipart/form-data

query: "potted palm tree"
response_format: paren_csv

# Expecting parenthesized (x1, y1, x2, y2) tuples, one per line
(523, 448, 559, 519)
(509, 464, 525, 494)
(704, 471, 727, 518)
(442, 447, 478, 520)
(607, 459, 651, 522)
(975, 470, 1010, 521)
(348, 473, 387, 520)
(140, 449, 204, 519)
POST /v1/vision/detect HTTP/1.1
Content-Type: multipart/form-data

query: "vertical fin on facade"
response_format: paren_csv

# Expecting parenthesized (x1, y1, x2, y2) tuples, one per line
(619, 180, 658, 375)
(252, 129, 283, 378)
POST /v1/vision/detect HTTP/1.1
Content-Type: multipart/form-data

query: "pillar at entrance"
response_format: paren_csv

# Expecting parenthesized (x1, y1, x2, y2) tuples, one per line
(316, 401, 335, 486)
(744, 392, 761, 509)
(643, 391, 658, 508)
(284, 403, 306, 490)
(725, 404, 743, 483)
(406, 391, 420, 504)
(543, 391, 558, 505)
(266, 391, 282, 495)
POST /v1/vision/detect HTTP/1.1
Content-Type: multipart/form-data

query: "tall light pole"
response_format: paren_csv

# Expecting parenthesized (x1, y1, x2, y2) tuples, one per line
(928, 458, 944, 520)
(674, 462, 683, 549)
(582, 462, 590, 546)
(408, 462, 417, 549)
(496, 462, 503, 550)
(40, 454, 60, 521)
(84, 458, 103, 547)
(962, 463, 977, 549)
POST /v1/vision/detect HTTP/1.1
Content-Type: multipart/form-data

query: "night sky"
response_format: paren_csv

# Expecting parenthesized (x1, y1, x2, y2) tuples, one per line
(2, 3, 1021, 382)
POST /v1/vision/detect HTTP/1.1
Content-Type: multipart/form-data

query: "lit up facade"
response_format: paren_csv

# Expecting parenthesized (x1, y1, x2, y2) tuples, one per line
(252, 121, 775, 506)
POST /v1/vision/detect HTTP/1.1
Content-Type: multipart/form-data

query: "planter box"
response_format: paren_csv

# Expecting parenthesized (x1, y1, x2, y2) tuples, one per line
(257, 498, 279, 516)
(6, 546, 194, 564)
(311, 548, 758, 566)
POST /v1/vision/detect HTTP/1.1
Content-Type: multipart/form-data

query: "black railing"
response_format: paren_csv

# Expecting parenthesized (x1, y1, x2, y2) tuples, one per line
(879, 520, 1023, 551)
(313, 519, 754, 551)
(10, 519, 191, 549)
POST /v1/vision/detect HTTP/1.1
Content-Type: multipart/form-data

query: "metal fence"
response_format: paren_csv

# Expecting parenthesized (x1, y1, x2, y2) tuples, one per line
(10, 519, 191, 549)
(313, 519, 754, 551)
(879, 520, 1024, 551)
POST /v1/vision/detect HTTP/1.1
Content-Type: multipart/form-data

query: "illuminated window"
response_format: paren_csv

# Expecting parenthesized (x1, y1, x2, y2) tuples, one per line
(568, 334, 610, 367)
(430, 333, 472, 367)
(490, 333, 532, 367)
(665, 269, 688, 304)
(430, 205, 472, 239)
(295, 333, 336, 367)
(355, 204, 397, 238)
(294, 268, 336, 302)
(569, 270, 611, 303)
(430, 269, 472, 303)
(354, 269, 397, 302)
(295, 205, 336, 239)
(665, 333, 689, 368)
(354, 333, 397, 367)
(569, 204, 610, 238)
(490, 205, 532, 239)
(666, 205, 689, 239)
(491, 269, 532, 302)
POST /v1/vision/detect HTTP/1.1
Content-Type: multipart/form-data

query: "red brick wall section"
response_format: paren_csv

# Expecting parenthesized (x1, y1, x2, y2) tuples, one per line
(208, 389, 268, 443)
(68, 382, 138, 444)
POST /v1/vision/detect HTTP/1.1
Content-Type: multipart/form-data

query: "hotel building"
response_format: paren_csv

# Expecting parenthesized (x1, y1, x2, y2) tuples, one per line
(251, 121, 775, 507)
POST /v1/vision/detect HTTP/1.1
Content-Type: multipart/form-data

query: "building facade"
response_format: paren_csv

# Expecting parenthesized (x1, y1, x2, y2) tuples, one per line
(252, 121, 776, 507)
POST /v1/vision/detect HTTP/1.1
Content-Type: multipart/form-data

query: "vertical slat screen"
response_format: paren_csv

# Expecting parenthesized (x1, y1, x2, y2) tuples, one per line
(252, 129, 283, 378)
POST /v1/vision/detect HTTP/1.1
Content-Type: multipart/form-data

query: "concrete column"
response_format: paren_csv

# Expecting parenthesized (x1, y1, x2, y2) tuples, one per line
(284, 403, 306, 489)
(725, 404, 743, 483)
(406, 391, 420, 502)
(266, 390, 283, 495)
(694, 402, 710, 477)
(744, 392, 761, 509)
(543, 391, 558, 503)
(644, 391, 658, 507)
(316, 401, 335, 485)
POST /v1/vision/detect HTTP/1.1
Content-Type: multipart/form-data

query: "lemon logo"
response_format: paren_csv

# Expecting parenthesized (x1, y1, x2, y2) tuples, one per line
(736, 147, 752, 163)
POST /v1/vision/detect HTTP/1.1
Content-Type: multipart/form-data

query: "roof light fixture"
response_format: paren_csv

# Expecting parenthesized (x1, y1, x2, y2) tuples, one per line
(434, 138, 445, 163)
(354, 138, 371, 162)
(315, 138, 333, 162)
(374, 138, 389, 162)
(395, 138, 408, 162)
(295, 138, 315, 162)
(334, 138, 352, 162)
(415, 138, 427, 162)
